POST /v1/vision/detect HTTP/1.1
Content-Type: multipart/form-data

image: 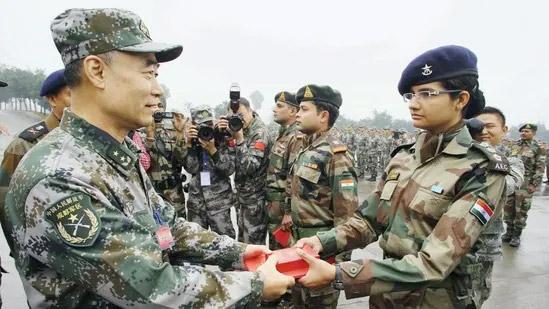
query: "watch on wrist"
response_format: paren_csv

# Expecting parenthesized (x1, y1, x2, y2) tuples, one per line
(331, 263, 344, 290)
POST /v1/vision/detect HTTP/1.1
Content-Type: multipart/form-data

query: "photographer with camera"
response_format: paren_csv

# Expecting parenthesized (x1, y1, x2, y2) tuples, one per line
(182, 105, 236, 238)
(144, 98, 188, 218)
(218, 84, 271, 245)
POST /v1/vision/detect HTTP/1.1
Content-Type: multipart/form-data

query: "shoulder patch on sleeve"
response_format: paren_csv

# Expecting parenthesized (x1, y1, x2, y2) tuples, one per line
(18, 121, 49, 142)
(332, 142, 347, 153)
(45, 194, 101, 247)
(254, 141, 266, 151)
(471, 143, 510, 174)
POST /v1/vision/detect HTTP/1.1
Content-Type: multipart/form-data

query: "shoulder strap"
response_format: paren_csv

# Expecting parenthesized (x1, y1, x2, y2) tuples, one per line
(18, 121, 49, 142)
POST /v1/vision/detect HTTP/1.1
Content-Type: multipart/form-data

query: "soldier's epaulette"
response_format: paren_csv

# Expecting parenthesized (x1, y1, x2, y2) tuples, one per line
(331, 142, 347, 154)
(471, 142, 510, 174)
(18, 121, 49, 142)
(390, 142, 414, 158)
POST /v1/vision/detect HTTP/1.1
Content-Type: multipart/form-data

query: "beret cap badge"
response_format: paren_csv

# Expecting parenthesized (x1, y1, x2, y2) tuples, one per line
(421, 64, 433, 76)
(303, 86, 314, 99)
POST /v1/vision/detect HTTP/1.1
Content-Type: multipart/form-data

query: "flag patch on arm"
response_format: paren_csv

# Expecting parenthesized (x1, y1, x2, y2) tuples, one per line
(254, 141, 266, 151)
(469, 197, 494, 225)
(340, 178, 355, 190)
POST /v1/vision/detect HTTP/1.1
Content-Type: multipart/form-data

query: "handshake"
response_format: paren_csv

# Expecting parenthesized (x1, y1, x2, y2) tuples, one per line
(244, 236, 337, 302)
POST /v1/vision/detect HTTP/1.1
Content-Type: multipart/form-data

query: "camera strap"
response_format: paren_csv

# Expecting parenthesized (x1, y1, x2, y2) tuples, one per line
(200, 150, 211, 187)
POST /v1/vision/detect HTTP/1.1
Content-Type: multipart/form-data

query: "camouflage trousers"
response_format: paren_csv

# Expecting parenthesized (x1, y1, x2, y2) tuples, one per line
(237, 193, 267, 245)
(366, 155, 378, 179)
(187, 192, 235, 239)
(504, 189, 534, 237)
(160, 186, 186, 219)
(291, 285, 339, 309)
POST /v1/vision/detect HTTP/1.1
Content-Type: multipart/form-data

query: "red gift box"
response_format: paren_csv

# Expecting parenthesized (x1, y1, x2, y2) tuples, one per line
(244, 245, 321, 279)
(272, 227, 291, 247)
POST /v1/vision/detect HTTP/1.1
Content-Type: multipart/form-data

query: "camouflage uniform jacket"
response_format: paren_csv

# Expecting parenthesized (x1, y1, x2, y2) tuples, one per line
(510, 138, 546, 189)
(266, 122, 302, 214)
(496, 144, 525, 196)
(183, 138, 235, 209)
(144, 120, 187, 191)
(234, 114, 270, 200)
(289, 129, 358, 243)
(0, 113, 59, 202)
(1, 110, 263, 308)
(316, 126, 508, 306)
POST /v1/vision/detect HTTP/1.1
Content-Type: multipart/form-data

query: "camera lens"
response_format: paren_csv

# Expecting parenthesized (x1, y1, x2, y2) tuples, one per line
(197, 125, 215, 140)
(228, 115, 243, 131)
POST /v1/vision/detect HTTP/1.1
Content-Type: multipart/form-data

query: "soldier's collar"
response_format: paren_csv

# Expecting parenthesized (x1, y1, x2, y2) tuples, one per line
(60, 110, 138, 174)
(442, 126, 471, 156)
(307, 128, 331, 148)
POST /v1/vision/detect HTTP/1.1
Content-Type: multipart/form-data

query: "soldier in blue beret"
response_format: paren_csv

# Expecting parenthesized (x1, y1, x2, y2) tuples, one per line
(295, 46, 509, 309)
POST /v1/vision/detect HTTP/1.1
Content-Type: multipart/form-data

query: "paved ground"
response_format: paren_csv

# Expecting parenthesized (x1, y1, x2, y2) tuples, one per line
(1, 110, 548, 308)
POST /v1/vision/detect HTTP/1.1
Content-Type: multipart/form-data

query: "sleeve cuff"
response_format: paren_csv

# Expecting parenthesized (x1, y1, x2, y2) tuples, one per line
(316, 229, 338, 257)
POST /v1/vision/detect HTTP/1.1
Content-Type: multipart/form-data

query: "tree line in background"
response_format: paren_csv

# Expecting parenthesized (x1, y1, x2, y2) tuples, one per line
(1, 64, 547, 142)
(0, 64, 49, 113)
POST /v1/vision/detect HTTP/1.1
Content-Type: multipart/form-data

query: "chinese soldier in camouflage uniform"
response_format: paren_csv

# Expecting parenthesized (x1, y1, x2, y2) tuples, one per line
(226, 98, 271, 245)
(266, 91, 302, 250)
(0, 79, 8, 307)
(504, 123, 546, 247)
(143, 98, 187, 218)
(296, 46, 509, 309)
(472, 106, 524, 304)
(289, 84, 358, 308)
(1, 8, 294, 307)
(183, 105, 236, 238)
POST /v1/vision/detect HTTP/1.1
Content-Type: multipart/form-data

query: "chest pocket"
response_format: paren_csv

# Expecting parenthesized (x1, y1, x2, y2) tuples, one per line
(269, 146, 285, 170)
(380, 181, 398, 201)
(133, 210, 157, 233)
(409, 187, 453, 220)
(296, 165, 321, 184)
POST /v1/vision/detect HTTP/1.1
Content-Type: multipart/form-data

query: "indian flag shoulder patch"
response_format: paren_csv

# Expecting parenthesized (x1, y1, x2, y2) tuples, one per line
(340, 178, 355, 190)
(469, 198, 494, 225)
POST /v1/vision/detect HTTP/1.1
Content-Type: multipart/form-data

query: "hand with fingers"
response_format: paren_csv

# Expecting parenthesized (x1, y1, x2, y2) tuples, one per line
(257, 255, 295, 301)
(296, 248, 336, 289)
(294, 236, 323, 254)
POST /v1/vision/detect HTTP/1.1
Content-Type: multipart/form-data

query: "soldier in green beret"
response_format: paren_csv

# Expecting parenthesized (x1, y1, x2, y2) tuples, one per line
(287, 84, 358, 308)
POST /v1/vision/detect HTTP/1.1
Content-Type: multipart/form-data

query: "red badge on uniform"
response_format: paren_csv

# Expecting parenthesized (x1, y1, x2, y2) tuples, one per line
(254, 141, 266, 151)
(228, 138, 236, 147)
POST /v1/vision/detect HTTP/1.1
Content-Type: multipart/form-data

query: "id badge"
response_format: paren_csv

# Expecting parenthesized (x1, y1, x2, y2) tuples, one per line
(155, 225, 175, 250)
(200, 171, 211, 186)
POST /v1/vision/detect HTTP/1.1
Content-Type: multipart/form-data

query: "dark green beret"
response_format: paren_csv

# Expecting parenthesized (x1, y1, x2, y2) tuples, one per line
(274, 91, 298, 107)
(519, 123, 537, 131)
(296, 84, 342, 109)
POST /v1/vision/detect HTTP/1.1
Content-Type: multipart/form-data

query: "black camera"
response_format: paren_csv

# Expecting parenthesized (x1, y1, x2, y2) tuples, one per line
(227, 83, 244, 131)
(197, 123, 215, 141)
(153, 111, 174, 123)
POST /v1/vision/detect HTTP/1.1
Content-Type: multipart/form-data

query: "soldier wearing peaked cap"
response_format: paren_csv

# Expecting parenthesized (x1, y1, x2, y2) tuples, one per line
(1, 8, 294, 308)
(295, 46, 509, 309)
(286, 84, 358, 308)
(504, 122, 546, 247)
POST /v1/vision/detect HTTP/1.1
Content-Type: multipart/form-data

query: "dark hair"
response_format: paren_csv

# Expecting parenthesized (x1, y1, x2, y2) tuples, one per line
(479, 106, 506, 126)
(64, 52, 115, 88)
(440, 75, 485, 118)
(239, 97, 251, 110)
(314, 101, 339, 128)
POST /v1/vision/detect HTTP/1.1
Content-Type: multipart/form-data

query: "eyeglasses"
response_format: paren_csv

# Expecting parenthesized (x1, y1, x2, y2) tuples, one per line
(402, 89, 463, 103)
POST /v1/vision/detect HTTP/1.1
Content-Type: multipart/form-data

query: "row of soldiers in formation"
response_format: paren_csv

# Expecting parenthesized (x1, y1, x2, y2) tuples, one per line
(0, 7, 547, 309)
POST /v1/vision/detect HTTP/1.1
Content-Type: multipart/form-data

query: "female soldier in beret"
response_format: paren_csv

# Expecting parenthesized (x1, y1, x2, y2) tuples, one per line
(295, 45, 509, 308)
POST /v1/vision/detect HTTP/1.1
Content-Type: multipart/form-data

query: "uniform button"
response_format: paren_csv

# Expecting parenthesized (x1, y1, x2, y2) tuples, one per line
(350, 266, 358, 274)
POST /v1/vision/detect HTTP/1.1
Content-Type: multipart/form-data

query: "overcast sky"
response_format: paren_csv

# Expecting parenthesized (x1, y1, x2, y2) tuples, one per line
(1, 0, 548, 126)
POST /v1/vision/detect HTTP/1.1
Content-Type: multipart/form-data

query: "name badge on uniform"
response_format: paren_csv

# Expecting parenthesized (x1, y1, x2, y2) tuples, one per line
(200, 171, 211, 186)
(430, 184, 444, 194)
(387, 170, 400, 181)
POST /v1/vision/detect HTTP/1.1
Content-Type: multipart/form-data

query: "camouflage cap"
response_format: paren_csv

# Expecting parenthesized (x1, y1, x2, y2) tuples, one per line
(296, 84, 342, 109)
(190, 105, 214, 124)
(51, 8, 183, 65)
(0, 80, 7, 87)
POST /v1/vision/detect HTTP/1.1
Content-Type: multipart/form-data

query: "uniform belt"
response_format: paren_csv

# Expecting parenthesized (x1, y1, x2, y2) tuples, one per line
(266, 191, 285, 202)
